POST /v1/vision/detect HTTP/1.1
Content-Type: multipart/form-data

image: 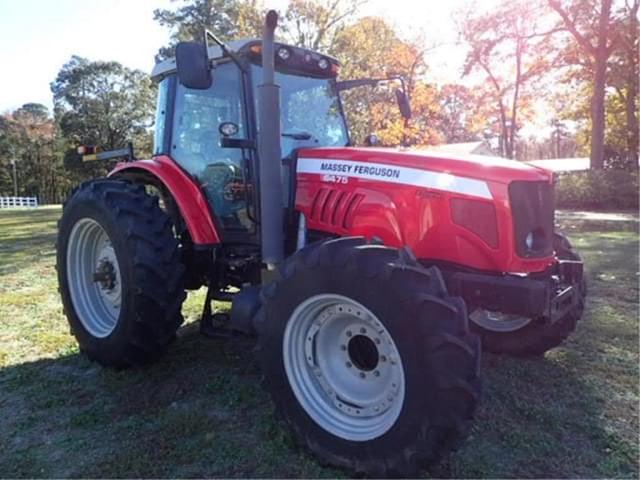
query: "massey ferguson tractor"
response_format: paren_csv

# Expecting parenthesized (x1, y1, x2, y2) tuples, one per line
(56, 11, 585, 477)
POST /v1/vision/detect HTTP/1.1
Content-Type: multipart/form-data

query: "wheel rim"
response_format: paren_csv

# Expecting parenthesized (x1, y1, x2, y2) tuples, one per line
(66, 218, 122, 338)
(283, 294, 405, 441)
(469, 309, 532, 332)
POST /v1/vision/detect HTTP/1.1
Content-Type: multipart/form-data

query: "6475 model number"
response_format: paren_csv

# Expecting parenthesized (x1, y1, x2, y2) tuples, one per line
(322, 174, 349, 184)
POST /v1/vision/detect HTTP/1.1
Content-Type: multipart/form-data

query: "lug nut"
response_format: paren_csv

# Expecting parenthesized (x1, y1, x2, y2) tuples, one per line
(346, 361, 352, 368)
(360, 327, 366, 334)
(375, 338, 381, 344)
(340, 344, 346, 351)
(346, 330, 352, 337)
(380, 355, 387, 362)
(359, 372, 366, 378)
(374, 370, 380, 377)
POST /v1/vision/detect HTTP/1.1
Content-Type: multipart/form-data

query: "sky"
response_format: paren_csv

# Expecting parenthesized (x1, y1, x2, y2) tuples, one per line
(0, 0, 473, 113)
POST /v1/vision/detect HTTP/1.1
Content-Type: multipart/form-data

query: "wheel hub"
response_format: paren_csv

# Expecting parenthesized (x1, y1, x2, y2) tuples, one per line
(347, 334, 378, 371)
(93, 259, 116, 290)
(66, 218, 122, 338)
(285, 295, 405, 441)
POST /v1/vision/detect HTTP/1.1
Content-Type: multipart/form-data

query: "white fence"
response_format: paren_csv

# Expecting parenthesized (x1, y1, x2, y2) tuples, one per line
(0, 196, 39, 208)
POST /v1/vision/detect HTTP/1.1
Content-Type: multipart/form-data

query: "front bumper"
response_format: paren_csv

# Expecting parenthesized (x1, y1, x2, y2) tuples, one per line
(443, 259, 583, 323)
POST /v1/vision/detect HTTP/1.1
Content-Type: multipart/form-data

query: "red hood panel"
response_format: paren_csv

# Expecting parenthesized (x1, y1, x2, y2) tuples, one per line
(298, 147, 551, 184)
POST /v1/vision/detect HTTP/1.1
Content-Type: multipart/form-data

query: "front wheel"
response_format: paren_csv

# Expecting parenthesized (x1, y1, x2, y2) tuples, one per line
(469, 232, 586, 356)
(57, 179, 186, 368)
(255, 237, 481, 477)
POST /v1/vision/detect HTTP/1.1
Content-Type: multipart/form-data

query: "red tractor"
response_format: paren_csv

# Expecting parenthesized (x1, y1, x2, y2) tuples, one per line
(57, 11, 585, 477)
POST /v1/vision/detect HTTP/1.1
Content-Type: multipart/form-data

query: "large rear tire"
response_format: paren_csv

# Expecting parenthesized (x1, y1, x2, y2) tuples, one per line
(57, 179, 186, 368)
(470, 232, 586, 356)
(255, 237, 481, 477)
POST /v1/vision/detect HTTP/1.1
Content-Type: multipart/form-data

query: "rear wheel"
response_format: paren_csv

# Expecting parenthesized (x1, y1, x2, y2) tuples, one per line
(57, 179, 186, 368)
(255, 237, 481, 477)
(469, 233, 586, 356)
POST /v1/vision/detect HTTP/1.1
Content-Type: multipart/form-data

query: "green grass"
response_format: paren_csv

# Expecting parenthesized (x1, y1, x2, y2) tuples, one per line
(0, 206, 638, 478)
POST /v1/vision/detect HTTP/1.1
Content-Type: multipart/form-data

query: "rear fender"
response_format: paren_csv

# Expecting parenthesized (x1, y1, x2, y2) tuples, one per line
(109, 155, 220, 246)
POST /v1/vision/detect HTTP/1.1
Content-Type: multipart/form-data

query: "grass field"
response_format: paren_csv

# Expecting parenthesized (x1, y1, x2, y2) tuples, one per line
(0, 206, 638, 478)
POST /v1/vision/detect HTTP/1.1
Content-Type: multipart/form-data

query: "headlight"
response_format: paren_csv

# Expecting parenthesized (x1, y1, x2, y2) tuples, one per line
(525, 228, 546, 251)
(318, 58, 329, 70)
(277, 47, 291, 61)
(525, 231, 534, 250)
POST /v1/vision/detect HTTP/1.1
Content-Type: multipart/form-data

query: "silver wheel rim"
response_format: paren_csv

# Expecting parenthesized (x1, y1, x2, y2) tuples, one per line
(283, 294, 405, 441)
(469, 309, 532, 332)
(66, 218, 122, 338)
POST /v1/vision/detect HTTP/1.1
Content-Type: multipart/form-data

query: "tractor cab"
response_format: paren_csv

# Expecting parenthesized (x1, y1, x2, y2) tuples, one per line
(151, 39, 349, 238)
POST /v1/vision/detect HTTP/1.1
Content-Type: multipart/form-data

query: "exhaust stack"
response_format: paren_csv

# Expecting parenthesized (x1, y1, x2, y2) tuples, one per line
(257, 10, 284, 271)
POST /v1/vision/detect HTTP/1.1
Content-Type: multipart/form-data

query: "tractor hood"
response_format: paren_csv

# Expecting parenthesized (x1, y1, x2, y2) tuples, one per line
(296, 147, 551, 185)
(294, 145, 556, 274)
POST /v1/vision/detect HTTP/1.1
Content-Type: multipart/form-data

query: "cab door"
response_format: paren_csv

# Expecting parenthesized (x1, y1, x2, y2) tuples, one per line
(169, 61, 257, 240)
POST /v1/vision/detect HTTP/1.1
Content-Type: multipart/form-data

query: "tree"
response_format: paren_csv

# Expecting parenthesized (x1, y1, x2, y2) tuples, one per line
(547, 0, 618, 169)
(460, 0, 555, 159)
(0, 104, 68, 203)
(436, 84, 488, 143)
(0, 115, 16, 196)
(153, 0, 264, 60)
(608, 0, 639, 165)
(332, 16, 441, 146)
(51, 56, 155, 178)
(282, 0, 368, 52)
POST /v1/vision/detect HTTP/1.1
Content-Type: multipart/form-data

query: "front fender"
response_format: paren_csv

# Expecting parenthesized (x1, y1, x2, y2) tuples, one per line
(109, 155, 220, 246)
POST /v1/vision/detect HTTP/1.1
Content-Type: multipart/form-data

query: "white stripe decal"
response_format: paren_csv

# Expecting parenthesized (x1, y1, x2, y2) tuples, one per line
(297, 157, 493, 199)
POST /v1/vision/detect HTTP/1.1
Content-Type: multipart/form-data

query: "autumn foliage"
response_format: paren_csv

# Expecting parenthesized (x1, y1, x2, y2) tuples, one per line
(0, 0, 637, 202)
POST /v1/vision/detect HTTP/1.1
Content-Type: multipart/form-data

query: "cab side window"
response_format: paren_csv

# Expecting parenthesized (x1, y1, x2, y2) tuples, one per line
(171, 63, 251, 231)
(171, 63, 246, 178)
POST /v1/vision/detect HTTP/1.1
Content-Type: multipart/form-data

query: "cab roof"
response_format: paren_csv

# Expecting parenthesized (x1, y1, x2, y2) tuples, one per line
(150, 38, 340, 82)
(151, 39, 257, 82)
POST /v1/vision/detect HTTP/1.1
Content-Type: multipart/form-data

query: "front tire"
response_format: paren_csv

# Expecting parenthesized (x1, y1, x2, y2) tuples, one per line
(57, 179, 186, 368)
(469, 232, 586, 356)
(255, 237, 481, 477)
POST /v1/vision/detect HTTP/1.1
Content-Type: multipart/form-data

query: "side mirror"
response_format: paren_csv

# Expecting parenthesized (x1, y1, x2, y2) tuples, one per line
(176, 41, 212, 90)
(395, 89, 412, 120)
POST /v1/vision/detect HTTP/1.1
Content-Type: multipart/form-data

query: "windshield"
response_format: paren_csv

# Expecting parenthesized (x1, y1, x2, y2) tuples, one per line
(251, 66, 349, 157)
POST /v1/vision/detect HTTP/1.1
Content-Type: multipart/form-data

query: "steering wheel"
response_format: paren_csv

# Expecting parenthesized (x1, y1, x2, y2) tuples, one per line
(201, 162, 244, 217)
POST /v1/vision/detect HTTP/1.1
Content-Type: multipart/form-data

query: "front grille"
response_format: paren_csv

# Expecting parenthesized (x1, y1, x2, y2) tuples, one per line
(509, 181, 554, 258)
(309, 187, 363, 229)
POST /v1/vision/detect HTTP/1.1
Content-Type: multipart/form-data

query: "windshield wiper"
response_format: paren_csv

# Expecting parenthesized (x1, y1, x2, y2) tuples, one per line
(282, 131, 312, 140)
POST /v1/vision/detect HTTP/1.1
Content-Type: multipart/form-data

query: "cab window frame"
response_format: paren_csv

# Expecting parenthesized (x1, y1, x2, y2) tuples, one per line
(166, 59, 259, 238)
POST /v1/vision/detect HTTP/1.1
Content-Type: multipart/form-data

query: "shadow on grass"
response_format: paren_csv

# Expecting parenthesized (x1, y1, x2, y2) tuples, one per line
(0, 324, 339, 479)
(1, 324, 636, 478)
(447, 350, 638, 479)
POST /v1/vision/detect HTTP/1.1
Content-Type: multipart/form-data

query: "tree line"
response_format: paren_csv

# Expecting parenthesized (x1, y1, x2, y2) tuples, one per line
(0, 0, 637, 203)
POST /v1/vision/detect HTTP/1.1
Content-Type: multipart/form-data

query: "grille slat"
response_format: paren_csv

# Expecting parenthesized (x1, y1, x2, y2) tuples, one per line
(309, 188, 361, 230)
